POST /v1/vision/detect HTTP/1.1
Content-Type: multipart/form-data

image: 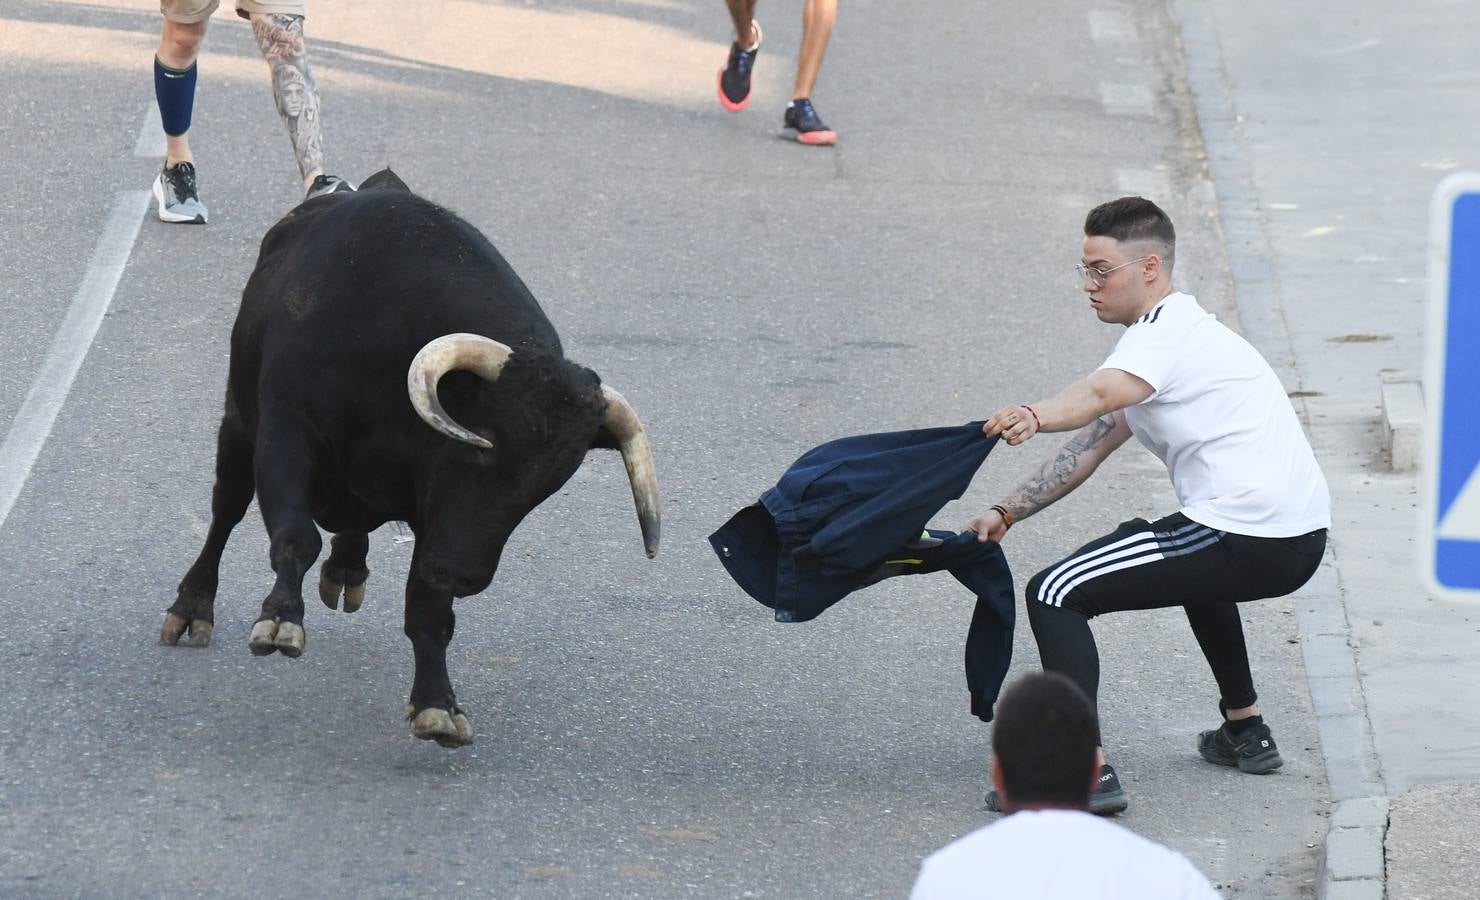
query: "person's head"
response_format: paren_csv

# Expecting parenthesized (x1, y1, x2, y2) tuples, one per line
(1080, 197, 1176, 325)
(990, 672, 1100, 813)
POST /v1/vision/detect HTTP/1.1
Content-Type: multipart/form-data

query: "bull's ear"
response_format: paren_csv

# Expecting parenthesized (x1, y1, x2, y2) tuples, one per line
(589, 424, 621, 450)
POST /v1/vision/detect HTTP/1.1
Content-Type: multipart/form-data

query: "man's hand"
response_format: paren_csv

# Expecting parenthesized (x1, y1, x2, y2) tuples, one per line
(964, 509, 1010, 543)
(984, 405, 1039, 446)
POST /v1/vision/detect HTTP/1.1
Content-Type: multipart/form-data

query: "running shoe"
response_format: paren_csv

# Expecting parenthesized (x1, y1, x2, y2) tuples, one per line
(306, 174, 357, 200)
(152, 161, 208, 224)
(718, 20, 762, 111)
(783, 98, 837, 146)
(1088, 763, 1128, 815)
(1198, 719, 1284, 774)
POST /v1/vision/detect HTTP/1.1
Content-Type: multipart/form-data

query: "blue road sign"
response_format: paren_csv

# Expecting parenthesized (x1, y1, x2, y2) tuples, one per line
(1423, 173, 1480, 601)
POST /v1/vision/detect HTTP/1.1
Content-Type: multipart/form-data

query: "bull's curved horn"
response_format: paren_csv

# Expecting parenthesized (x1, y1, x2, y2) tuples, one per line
(407, 333, 513, 448)
(601, 385, 661, 558)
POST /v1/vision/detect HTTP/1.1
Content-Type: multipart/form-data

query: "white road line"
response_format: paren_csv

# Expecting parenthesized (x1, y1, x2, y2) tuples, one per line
(0, 190, 150, 533)
(134, 103, 166, 159)
(1087, 10, 1136, 43)
(1099, 82, 1155, 117)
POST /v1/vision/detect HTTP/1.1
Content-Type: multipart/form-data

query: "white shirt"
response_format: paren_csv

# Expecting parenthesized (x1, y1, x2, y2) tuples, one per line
(909, 809, 1221, 900)
(1098, 292, 1330, 537)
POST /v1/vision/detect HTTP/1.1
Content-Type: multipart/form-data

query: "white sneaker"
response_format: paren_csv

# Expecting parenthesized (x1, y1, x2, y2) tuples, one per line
(305, 174, 357, 200)
(152, 161, 208, 224)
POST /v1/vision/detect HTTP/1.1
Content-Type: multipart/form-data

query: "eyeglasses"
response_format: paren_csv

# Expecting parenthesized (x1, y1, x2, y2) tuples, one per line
(1076, 257, 1148, 287)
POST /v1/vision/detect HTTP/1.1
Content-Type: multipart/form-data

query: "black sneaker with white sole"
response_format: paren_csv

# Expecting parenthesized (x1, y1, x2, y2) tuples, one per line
(1198, 720, 1283, 774)
(152, 161, 208, 224)
(984, 762, 1128, 816)
(305, 174, 357, 200)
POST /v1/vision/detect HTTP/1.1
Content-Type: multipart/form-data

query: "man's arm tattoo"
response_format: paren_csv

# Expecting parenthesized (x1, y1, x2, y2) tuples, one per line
(1000, 414, 1118, 521)
(253, 14, 324, 182)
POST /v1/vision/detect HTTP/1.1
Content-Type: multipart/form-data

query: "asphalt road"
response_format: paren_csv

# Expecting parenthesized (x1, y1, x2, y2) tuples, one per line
(0, 1, 1325, 896)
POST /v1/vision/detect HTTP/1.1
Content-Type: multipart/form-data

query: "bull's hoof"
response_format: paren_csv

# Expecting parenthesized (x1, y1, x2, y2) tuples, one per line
(318, 573, 341, 610)
(318, 571, 366, 613)
(273, 622, 306, 657)
(248, 620, 305, 657)
(248, 620, 278, 655)
(342, 583, 365, 613)
(160, 612, 213, 648)
(407, 706, 474, 748)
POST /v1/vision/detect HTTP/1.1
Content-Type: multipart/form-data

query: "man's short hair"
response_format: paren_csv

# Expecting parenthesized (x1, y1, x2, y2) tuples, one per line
(992, 672, 1099, 807)
(1085, 196, 1176, 270)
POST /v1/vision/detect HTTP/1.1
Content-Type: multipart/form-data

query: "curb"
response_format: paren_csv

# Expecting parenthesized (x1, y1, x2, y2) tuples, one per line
(1168, 2, 1389, 897)
(1378, 373, 1423, 473)
(1295, 570, 1388, 898)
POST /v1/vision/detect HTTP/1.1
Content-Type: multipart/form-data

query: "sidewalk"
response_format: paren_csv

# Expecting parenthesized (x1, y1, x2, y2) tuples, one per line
(1171, 2, 1480, 898)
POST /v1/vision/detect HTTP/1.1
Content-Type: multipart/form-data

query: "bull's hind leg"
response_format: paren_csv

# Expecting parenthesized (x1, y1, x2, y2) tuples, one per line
(162, 416, 254, 648)
(319, 532, 370, 612)
(403, 561, 472, 747)
(246, 433, 322, 658)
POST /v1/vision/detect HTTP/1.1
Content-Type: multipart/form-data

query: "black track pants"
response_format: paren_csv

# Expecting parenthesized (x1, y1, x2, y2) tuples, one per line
(1024, 512, 1326, 740)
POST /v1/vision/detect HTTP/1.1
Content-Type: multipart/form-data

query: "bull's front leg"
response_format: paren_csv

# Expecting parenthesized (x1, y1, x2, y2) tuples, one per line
(246, 437, 322, 658)
(318, 531, 370, 612)
(403, 565, 472, 747)
(162, 416, 255, 648)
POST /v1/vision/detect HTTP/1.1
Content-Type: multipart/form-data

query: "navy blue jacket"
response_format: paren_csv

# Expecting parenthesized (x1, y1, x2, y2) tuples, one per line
(709, 423, 1016, 722)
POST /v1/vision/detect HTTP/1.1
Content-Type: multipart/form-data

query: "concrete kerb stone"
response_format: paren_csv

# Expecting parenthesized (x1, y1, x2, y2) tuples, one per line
(1378, 373, 1424, 472)
(1323, 880, 1385, 900)
(1325, 818, 1386, 881)
(1304, 677, 1366, 721)
(1168, 2, 1389, 897)
(1301, 638, 1359, 684)
(1331, 797, 1389, 830)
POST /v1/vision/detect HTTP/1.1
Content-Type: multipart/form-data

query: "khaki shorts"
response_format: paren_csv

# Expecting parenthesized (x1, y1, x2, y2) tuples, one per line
(160, 0, 306, 24)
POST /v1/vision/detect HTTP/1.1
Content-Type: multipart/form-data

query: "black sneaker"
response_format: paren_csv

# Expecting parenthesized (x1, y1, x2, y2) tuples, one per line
(783, 98, 837, 146)
(1198, 720, 1283, 774)
(1088, 763, 1128, 815)
(717, 20, 761, 111)
(152, 161, 208, 224)
(984, 763, 1128, 816)
(305, 174, 357, 200)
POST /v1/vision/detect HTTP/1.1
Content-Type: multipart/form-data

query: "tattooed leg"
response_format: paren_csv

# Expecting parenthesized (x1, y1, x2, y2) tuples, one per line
(250, 13, 325, 188)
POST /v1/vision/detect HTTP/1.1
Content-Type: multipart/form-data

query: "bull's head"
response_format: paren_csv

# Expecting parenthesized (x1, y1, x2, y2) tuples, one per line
(404, 333, 661, 595)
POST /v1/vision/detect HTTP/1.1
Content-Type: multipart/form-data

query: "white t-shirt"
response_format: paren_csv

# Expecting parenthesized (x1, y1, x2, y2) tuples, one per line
(909, 809, 1221, 900)
(1098, 292, 1330, 537)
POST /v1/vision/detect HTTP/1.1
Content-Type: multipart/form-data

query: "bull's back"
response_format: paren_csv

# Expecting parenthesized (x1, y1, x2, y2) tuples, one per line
(227, 174, 564, 425)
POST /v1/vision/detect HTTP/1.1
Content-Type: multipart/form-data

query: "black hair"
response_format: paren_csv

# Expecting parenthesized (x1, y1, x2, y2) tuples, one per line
(992, 672, 1099, 807)
(1084, 196, 1175, 269)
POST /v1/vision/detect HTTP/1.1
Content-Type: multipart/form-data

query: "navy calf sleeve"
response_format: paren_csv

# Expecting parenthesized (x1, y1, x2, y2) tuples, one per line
(154, 57, 197, 137)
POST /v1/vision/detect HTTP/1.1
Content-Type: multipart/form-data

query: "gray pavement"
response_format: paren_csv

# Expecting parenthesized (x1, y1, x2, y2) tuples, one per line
(1172, 1, 1480, 897)
(0, 0, 1462, 897)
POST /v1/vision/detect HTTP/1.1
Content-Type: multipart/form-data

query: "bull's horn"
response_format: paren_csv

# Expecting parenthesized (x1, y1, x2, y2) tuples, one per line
(407, 333, 513, 448)
(601, 385, 661, 558)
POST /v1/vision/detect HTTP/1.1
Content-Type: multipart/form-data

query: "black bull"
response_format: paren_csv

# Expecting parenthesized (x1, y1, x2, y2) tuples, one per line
(160, 169, 661, 747)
